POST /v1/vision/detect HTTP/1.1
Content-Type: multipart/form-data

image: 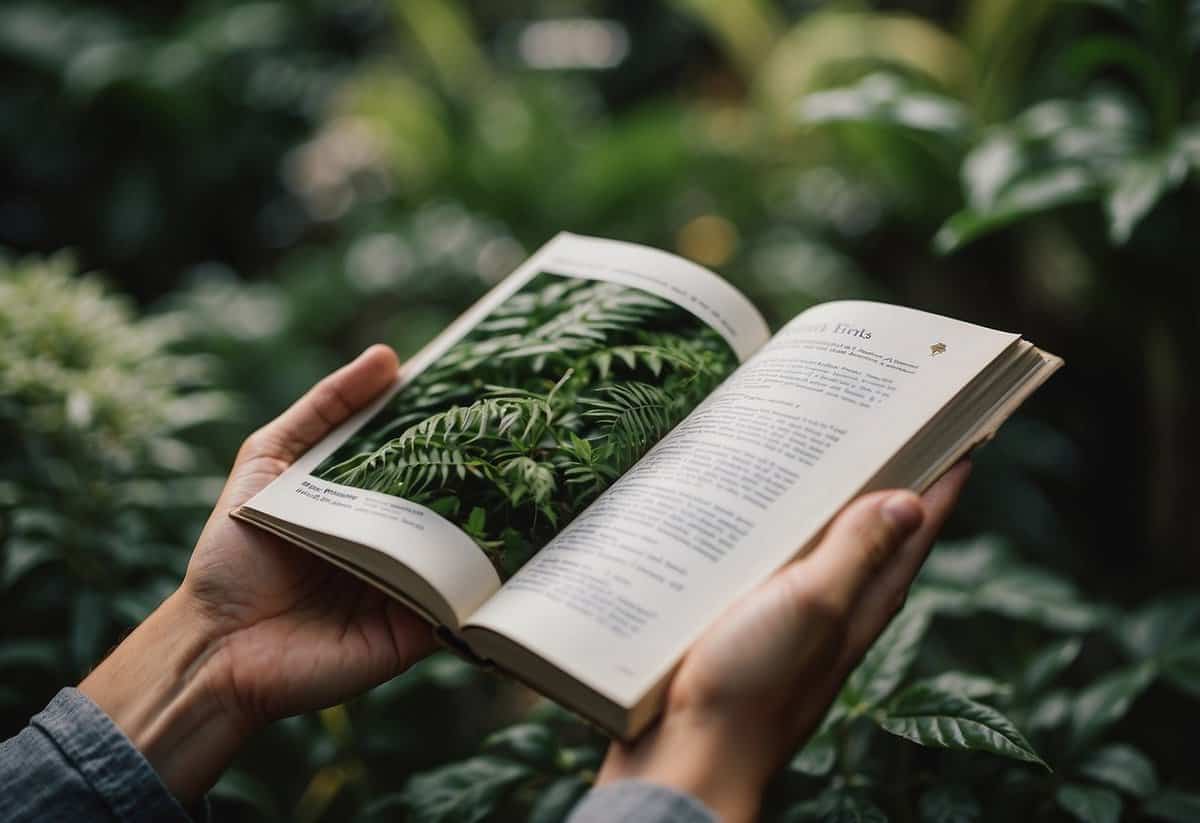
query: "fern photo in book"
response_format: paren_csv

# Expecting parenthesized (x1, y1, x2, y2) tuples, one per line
(314, 271, 738, 578)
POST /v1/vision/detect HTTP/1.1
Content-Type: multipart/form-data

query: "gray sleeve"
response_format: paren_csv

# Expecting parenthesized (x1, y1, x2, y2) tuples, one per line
(567, 780, 718, 823)
(0, 687, 201, 823)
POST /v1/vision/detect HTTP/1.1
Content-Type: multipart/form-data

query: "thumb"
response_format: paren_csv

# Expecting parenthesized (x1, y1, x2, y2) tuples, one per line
(788, 490, 925, 616)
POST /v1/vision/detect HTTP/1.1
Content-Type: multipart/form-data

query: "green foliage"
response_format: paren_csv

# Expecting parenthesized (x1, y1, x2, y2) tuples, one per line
(0, 251, 227, 709)
(3, 1, 1200, 821)
(317, 274, 735, 576)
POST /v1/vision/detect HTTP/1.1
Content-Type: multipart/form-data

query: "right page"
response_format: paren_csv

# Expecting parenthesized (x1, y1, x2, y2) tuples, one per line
(465, 301, 1019, 710)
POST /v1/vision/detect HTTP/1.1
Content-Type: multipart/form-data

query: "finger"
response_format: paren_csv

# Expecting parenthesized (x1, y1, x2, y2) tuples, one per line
(840, 460, 972, 667)
(240, 344, 399, 465)
(783, 489, 926, 614)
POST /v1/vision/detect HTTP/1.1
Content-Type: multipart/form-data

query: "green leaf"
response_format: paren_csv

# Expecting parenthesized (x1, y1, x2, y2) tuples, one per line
(782, 786, 889, 822)
(482, 724, 559, 771)
(1105, 151, 1189, 243)
(1070, 662, 1156, 747)
(466, 507, 486, 534)
(918, 784, 981, 823)
(1022, 638, 1083, 695)
(1161, 638, 1200, 699)
(1144, 790, 1200, 822)
(914, 671, 1011, 702)
(1078, 743, 1158, 798)
(1115, 595, 1200, 658)
(936, 166, 1101, 253)
(1028, 689, 1074, 731)
(878, 683, 1048, 769)
(1056, 783, 1122, 823)
(528, 776, 590, 823)
(789, 730, 836, 777)
(797, 72, 971, 138)
(844, 605, 931, 710)
(403, 756, 533, 823)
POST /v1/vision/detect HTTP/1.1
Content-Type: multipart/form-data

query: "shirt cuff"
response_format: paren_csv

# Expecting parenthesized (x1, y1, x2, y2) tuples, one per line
(567, 780, 718, 823)
(31, 687, 204, 823)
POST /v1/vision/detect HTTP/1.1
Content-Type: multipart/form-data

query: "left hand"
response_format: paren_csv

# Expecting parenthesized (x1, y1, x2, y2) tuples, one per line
(81, 345, 437, 804)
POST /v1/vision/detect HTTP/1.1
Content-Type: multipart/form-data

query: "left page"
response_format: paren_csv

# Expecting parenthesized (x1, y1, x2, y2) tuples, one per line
(238, 233, 770, 627)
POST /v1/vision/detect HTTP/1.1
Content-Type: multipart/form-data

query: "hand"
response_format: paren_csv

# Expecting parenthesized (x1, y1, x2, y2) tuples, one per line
(595, 462, 972, 822)
(80, 345, 437, 803)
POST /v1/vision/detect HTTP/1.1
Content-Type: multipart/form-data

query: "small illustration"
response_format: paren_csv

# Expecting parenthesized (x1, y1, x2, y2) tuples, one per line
(930, 342, 947, 357)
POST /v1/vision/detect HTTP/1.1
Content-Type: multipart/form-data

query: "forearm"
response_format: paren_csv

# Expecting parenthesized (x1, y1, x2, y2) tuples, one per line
(79, 590, 249, 805)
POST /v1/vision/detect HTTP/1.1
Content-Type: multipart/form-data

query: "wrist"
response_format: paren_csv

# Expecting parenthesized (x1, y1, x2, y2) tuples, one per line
(79, 588, 253, 805)
(597, 712, 771, 823)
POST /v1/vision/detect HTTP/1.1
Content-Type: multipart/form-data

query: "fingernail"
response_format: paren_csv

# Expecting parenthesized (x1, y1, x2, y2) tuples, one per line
(882, 492, 923, 534)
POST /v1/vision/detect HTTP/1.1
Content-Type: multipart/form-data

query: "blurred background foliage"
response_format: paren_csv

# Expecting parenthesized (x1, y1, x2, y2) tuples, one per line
(2, 0, 1199, 820)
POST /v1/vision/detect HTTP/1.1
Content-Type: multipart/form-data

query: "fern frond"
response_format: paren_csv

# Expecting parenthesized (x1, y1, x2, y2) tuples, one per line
(497, 455, 557, 507)
(324, 440, 488, 499)
(581, 381, 676, 468)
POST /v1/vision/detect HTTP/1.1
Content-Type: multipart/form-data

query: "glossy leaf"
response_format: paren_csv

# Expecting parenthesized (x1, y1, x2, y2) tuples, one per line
(1070, 662, 1157, 747)
(1021, 638, 1083, 695)
(1105, 150, 1189, 243)
(1161, 639, 1200, 699)
(915, 671, 1011, 702)
(1078, 743, 1158, 797)
(1056, 784, 1122, 823)
(481, 723, 559, 771)
(879, 683, 1048, 768)
(1115, 595, 1200, 658)
(936, 166, 1100, 253)
(844, 605, 931, 710)
(790, 730, 837, 777)
(797, 73, 971, 138)
(402, 756, 533, 823)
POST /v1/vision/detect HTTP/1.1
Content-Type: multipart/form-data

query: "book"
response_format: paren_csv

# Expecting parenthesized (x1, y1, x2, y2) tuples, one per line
(233, 233, 1062, 739)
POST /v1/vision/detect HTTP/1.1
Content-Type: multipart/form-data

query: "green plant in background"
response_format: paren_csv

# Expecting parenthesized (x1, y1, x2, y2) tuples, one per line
(317, 273, 736, 576)
(0, 251, 228, 706)
(3, 0, 1200, 820)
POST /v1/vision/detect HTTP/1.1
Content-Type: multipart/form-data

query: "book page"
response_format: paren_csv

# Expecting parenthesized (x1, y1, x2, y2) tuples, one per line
(465, 301, 1019, 705)
(240, 233, 770, 624)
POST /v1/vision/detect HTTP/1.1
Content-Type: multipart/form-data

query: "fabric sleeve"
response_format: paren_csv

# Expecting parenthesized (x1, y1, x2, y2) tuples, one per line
(0, 687, 203, 823)
(566, 780, 718, 823)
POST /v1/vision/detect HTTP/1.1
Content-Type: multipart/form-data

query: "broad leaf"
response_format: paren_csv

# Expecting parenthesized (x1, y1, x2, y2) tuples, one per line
(1070, 662, 1156, 747)
(1021, 638, 1083, 695)
(790, 730, 836, 777)
(1144, 790, 1200, 822)
(879, 683, 1047, 768)
(797, 73, 971, 138)
(1115, 595, 1200, 658)
(1105, 150, 1189, 243)
(1078, 743, 1158, 798)
(403, 756, 532, 823)
(915, 671, 1010, 702)
(1056, 784, 1122, 823)
(844, 605, 931, 710)
(919, 784, 981, 823)
(482, 723, 559, 771)
(1161, 638, 1200, 698)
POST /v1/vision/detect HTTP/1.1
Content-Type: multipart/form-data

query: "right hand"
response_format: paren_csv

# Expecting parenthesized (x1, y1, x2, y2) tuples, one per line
(595, 461, 972, 822)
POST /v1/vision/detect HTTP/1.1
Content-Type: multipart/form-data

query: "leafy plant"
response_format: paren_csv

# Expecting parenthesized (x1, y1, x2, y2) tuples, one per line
(317, 273, 736, 576)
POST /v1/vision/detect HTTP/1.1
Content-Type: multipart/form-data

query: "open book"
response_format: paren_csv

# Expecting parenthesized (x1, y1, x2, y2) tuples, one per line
(234, 233, 1061, 739)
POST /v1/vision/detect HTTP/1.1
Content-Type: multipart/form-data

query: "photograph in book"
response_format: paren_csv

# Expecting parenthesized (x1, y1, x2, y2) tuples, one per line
(314, 271, 738, 578)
